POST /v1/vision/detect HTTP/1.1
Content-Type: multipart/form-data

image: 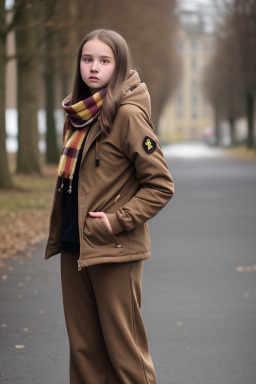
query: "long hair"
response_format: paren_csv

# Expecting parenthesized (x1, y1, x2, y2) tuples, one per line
(72, 29, 133, 132)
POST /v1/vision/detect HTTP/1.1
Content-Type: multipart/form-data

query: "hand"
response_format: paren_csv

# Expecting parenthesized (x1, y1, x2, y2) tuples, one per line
(89, 211, 114, 235)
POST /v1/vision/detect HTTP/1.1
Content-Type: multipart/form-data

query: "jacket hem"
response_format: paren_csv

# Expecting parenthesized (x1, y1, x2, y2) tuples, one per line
(44, 246, 61, 260)
(79, 251, 151, 268)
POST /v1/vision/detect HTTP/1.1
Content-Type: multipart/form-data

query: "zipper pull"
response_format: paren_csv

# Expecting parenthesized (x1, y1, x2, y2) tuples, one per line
(77, 259, 81, 271)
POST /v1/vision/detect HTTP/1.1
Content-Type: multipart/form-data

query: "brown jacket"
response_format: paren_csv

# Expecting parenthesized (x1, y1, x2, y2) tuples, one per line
(45, 70, 174, 268)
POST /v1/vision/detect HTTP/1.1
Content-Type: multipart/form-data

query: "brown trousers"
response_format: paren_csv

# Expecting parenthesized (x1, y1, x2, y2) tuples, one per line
(61, 251, 157, 384)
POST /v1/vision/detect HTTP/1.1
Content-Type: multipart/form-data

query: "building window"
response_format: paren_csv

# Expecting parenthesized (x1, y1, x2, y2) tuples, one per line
(190, 57, 197, 71)
(191, 78, 198, 90)
(190, 40, 197, 51)
(191, 94, 198, 107)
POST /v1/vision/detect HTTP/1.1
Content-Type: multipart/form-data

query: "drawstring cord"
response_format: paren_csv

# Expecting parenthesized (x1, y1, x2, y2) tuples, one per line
(95, 137, 100, 166)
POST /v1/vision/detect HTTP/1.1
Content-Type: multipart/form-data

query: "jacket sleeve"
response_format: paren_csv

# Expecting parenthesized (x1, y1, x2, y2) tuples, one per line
(106, 112, 174, 235)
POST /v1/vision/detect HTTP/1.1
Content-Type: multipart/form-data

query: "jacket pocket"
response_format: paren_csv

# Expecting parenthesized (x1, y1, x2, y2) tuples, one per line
(100, 176, 140, 215)
(83, 216, 127, 249)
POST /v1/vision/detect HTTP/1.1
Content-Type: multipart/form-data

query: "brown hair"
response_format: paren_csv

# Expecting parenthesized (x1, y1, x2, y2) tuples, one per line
(72, 29, 132, 132)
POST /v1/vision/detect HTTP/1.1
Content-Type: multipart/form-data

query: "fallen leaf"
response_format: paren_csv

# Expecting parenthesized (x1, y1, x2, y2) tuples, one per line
(2, 275, 7, 280)
(236, 266, 244, 272)
(15, 345, 25, 349)
(245, 266, 252, 272)
(18, 282, 24, 287)
(0, 208, 52, 270)
(1, 324, 7, 328)
(177, 321, 183, 326)
(23, 328, 29, 332)
(25, 276, 31, 281)
(39, 309, 45, 314)
(244, 292, 250, 297)
(33, 353, 39, 357)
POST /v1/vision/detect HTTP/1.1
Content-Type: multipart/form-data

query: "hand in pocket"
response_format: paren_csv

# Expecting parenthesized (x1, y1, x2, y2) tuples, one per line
(88, 211, 114, 235)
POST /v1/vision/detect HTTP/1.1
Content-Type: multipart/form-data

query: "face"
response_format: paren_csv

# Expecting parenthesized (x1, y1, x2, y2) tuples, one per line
(80, 39, 116, 94)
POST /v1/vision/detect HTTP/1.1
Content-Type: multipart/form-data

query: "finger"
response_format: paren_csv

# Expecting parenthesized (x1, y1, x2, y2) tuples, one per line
(89, 211, 103, 217)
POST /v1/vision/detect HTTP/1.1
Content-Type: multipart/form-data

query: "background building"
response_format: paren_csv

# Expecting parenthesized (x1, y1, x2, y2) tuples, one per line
(159, 10, 215, 142)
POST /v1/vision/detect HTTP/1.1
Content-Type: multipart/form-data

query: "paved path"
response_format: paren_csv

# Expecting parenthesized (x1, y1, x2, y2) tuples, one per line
(1, 147, 256, 383)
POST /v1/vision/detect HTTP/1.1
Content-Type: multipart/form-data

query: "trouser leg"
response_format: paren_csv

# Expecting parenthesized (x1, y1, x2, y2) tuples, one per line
(88, 261, 157, 384)
(61, 251, 121, 383)
(61, 251, 157, 384)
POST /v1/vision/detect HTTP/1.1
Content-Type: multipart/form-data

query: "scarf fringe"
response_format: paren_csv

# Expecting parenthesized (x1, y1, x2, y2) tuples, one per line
(58, 176, 64, 192)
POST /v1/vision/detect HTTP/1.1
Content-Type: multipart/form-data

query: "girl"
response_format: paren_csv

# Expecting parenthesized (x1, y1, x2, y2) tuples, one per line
(45, 29, 174, 384)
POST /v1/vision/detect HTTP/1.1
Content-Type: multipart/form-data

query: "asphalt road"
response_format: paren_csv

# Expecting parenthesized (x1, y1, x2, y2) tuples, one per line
(1, 146, 256, 383)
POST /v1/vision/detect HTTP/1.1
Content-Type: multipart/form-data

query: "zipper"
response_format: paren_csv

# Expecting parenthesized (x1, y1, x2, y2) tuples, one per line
(103, 175, 138, 214)
(77, 259, 81, 271)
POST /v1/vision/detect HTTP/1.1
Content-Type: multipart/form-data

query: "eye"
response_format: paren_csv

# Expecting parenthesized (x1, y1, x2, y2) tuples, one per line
(82, 57, 92, 63)
(101, 59, 109, 64)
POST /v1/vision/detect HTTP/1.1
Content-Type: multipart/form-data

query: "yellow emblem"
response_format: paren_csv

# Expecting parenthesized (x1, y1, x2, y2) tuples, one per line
(145, 138, 153, 151)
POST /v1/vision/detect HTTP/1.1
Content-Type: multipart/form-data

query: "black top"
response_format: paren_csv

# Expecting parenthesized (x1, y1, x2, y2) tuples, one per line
(61, 129, 90, 254)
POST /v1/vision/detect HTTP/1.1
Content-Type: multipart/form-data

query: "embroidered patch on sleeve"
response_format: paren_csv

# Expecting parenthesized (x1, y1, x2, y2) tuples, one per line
(143, 136, 156, 154)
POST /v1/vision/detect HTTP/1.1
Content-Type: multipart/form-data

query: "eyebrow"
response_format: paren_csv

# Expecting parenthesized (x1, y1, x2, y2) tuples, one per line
(81, 54, 113, 59)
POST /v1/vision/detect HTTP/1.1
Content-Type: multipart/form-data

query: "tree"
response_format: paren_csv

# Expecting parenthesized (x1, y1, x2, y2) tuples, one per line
(15, 0, 41, 173)
(207, 0, 256, 148)
(0, 0, 12, 187)
(203, 35, 246, 146)
(43, 2, 59, 164)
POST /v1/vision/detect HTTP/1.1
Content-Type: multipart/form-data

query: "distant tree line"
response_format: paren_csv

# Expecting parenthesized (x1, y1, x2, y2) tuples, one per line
(203, 0, 256, 148)
(0, 0, 179, 188)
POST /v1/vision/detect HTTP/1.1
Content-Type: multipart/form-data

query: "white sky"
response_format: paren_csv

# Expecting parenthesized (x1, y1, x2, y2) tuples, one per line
(5, 0, 14, 10)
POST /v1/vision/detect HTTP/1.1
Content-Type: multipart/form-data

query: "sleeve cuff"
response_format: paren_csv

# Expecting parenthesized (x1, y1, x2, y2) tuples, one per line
(106, 213, 125, 235)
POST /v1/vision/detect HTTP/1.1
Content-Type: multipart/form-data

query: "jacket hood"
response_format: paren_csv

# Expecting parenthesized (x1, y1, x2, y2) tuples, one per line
(120, 70, 151, 121)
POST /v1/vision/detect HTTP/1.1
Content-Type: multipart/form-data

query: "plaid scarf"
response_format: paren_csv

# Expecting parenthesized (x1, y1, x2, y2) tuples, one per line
(57, 88, 106, 193)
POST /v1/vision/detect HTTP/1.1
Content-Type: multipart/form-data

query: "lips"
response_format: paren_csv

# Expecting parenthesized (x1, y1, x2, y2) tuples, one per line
(89, 76, 99, 80)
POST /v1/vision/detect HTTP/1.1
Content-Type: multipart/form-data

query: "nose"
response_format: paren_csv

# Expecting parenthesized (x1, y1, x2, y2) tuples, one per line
(91, 60, 99, 73)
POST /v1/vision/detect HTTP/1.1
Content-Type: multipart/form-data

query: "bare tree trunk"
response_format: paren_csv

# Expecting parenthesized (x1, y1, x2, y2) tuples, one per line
(16, 0, 41, 173)
(45, 30, 59, 164)
(0, 1, 12, 187)
(55, 0, 79, 100)
(229, 115, 235, 146)
(214, 109, 221, 146)
(246, 92, 254, 149)
(45, 71, 59, 164)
